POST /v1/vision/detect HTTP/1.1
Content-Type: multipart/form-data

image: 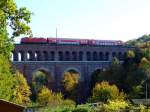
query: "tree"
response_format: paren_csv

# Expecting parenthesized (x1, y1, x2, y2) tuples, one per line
(139, 57, 150, 78)
(31, 71, 48, 101)
(127, 50, 135, 59)
(0, 0, 31, 58)
(112, 57, 120, 66)
(36, 86, 66, 106)
(0, 54, 17, 102)
(63, 70, 80, 102)
(36, 86, 53, 106)
(90, 58, 123, 92)
(89, 81, 125, 102)
(63, 71, 80, 92)
(14, 71, 31, 105)
(0, 0, 31, 104)
(32, 71, 48, 91)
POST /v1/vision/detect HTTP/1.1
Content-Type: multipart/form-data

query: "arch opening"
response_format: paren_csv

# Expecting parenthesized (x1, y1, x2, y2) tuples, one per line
(43, 51, 48, 61)
(93, 52, 98, 61)
(18, 51, 24, 61)
(99, 52, 104, 61)
(79, 51, 83, 61)
(105, 52, 110, 61)
(90, 68, 104, 90)
(86, 52, 91, 61)
(32, 69, 53, 90)
(58, 51, 63, 61)
(27, 51, 33, 61)
(65, 51, 70, 61)
(72, 52, 77, 61)
(118, 52, 122, 60)
(62, 69, 81, 103)
(35, 51, 41, 61)
(50, 51, 55, 61)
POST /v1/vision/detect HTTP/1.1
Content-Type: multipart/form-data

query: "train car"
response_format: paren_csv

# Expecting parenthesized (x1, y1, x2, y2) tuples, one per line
(21, 37, 47, 44)
(57, 38, 80, 45)
(88, 39, 124, 46)
(88, 39, 96, 45)
(116, 40, 124, 46)
(79, 39, 88, 45)
(47, 38, 57, 44)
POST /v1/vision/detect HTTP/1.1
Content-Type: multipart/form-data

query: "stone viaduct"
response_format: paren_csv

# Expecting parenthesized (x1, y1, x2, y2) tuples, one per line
(12, 43, 133, 98)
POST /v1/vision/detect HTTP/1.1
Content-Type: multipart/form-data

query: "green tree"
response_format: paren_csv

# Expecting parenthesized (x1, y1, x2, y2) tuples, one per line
(0, 54, 17, 102)
(0, 0, 31, 58)
(32, 71, 48, 91)
(139, 57, 150, 78)
(15, 71, 31, 105)
(31, 71, 48, 101)
(89, 81, 125, 102)
(0, 0, 31, 104)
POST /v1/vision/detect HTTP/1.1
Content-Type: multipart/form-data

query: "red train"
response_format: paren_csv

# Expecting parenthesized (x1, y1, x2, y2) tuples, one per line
(21, 37, 124, 46)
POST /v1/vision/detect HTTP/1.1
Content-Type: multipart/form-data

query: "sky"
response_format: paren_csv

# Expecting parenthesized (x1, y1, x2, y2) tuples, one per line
(15, 0, 150, 42)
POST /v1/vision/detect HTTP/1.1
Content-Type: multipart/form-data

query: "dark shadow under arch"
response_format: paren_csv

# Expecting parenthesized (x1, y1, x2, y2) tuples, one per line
(32, 69, 54, 89)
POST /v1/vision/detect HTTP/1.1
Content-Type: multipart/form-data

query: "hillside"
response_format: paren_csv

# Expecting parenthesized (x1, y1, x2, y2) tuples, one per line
(126, 34, 150, 47)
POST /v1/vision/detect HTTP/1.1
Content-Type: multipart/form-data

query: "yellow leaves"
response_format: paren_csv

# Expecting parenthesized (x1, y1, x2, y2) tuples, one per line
(36, 86, 65, 106)
(15, 71, 31, 105)
(63, 71, 80, 91)
(127, 50, 135, 58)
(103, 100, 129, 111)
(36, 86, 53, 106)
(90, 81, 125, 102)
(139, 57, 150, 69)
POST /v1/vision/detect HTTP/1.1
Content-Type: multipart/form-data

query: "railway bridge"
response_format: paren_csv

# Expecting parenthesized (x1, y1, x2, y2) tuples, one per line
(12, 38, 133, 100)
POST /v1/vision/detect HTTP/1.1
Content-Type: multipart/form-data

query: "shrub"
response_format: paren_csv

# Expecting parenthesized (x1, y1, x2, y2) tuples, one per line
(72, 104, 94, 112)
(97, 100, 129, 112)
(89, 81, 125, 102)
(36, 86, 52, 106)
(62, 99, 76, 107)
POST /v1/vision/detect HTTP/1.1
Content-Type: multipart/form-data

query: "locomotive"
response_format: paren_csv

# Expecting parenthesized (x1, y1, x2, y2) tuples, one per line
(21, 37, 124, 46)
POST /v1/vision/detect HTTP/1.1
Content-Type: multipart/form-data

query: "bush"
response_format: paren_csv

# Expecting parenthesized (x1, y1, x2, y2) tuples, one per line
(62, 99, 76, 107)
(96, 100, 129, 112)
(73, 104, 94, 112)
(36, 86, 75, 107)
(72, 108, 88, 112)
(36, 86, 53, 106)
(89, 81, 125, 103)
(43, 106, 73, 112)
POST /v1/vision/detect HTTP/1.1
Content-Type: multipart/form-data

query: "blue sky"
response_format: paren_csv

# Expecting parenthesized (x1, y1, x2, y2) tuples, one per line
(15, 0, 150, 42)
